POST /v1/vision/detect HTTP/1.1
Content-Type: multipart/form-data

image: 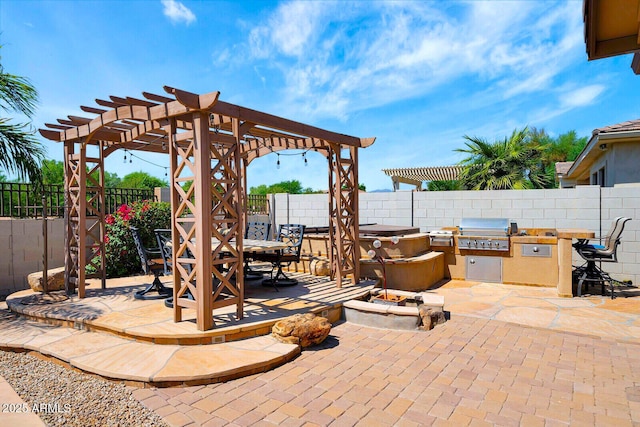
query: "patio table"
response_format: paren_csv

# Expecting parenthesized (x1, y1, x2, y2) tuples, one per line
(166, 238, 289, 252)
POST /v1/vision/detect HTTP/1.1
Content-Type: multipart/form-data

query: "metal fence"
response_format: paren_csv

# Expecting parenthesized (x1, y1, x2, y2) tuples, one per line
(247, 194, 269, 215)
(0, 182, 155, 218)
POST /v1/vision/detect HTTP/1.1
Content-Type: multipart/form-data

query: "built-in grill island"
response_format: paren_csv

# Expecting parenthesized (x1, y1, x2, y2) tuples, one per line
(428, 218, 564, 287)
(457, 218, 510, 282)
(458, 218, 510, 252)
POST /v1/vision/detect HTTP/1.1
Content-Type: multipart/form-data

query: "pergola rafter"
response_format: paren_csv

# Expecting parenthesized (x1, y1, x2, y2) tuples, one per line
(40, 87, 375, 331)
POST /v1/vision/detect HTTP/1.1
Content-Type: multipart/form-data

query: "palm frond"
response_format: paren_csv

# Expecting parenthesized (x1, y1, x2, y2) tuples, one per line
(0, 118, 44, 183)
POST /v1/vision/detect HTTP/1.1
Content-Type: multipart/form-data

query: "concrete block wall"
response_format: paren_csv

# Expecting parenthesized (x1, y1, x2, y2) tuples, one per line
(272, 185, 640, 286)
(0, 218, 65, 299)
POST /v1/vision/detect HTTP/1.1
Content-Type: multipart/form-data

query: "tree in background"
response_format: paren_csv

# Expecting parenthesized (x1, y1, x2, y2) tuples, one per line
(42, 159, 122, 188)
(250, 180, 320, 194)
(120, 171, 168, 190)
(456, 127, 549, 190)
(42, 159, 64, 184)
(533, 129, 587, 187)
(427, 180, 462, 191)
(0, 45, 45, 184)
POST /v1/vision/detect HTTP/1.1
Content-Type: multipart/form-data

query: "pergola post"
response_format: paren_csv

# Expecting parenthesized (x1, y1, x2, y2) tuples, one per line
(63, 141, 75, 295)
(86, 142, 106, 289)
(192, 111, 215, 331)
(328, 144, 361, 287)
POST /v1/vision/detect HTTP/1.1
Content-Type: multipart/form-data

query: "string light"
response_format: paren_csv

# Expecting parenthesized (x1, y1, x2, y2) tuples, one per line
(272, 149, 314, 170)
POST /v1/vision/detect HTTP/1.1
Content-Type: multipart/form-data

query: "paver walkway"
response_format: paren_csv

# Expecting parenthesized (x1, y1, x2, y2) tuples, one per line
(0, 309, 299, 386)
(134, 317, 640, 426)
(435, 281, 640, 343)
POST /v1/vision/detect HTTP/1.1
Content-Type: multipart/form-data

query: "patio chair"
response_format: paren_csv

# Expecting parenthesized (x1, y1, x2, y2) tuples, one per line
(573, 217, 632, 298)
(130, 226, 172, 300)
(253, 224, 305, 290)
(244, 221, 271, 280)
(155, 229, 198, 308)
(154, 229, 173, 275)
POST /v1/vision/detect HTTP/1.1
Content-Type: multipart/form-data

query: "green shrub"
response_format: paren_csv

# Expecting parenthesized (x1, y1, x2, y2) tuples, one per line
(88, 200, 171, 278)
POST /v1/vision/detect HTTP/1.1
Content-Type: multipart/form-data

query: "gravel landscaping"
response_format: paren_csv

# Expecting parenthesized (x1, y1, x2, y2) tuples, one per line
(0, 350, 167, 427)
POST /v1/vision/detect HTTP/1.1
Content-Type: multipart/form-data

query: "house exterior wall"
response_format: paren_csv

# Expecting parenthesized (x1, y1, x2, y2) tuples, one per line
(274, 186, 640, 286)
(609, 142, 640, 186)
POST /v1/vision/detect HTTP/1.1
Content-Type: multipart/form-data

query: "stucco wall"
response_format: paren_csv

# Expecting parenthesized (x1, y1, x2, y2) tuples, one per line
(0, 218, 65, 299)
(610, 142, 640, 186)
(273, 185, 640, 285)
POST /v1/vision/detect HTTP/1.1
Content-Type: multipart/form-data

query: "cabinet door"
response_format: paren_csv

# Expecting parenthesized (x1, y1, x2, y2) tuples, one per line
(466, 256, 502, 283)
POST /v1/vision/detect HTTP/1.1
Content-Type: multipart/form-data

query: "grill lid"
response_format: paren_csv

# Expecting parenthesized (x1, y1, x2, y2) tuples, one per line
(459, 218, 509, 236)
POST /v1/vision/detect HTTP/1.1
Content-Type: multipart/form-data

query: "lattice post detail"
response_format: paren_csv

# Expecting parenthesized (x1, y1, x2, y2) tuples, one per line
(168, 119, 199, 324)
(64, 143, 89, 297)
(63, 141, 77, 295)
(208, 118, 244, 320)
(328, 144, 361, 287)
(84, 142, 106, 289)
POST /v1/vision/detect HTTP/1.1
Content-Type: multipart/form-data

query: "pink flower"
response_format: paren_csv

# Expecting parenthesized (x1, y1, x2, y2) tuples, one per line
(117, 204, 133, 221)
(105, 214, 115, 225)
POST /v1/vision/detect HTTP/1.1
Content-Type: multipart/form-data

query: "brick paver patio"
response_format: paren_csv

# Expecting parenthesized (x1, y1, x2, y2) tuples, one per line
(134, 316, 640, 426)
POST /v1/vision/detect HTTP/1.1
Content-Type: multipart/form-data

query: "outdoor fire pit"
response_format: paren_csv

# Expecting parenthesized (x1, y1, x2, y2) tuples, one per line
(343, 290, 445, 331)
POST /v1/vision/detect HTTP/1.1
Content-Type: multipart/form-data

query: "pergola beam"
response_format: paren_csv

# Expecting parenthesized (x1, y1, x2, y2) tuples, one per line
(211, 100, 363, 147)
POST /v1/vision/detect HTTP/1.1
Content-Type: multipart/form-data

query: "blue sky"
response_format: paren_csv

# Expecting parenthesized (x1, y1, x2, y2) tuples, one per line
(2, 0, 640, 191)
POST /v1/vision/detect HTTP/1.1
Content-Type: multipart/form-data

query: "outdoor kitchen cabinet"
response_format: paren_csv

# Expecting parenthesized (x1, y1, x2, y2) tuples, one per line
(502, 236, 559, 287)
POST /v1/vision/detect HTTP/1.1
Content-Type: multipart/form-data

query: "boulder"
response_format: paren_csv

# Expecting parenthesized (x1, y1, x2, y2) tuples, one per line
(271, 313, 332, 347)
(418, 306, 446, 331)
(309, 258, 331, 276)
(27, 266, 66, 293)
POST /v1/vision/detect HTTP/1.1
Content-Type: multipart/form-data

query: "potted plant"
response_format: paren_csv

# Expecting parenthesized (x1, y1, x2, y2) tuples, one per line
(368, 237, 405, 306)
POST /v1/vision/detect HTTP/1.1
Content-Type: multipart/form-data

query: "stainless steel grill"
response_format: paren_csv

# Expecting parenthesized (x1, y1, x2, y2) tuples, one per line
(458, 218, 510, 251)
(428, 230, 454, 246)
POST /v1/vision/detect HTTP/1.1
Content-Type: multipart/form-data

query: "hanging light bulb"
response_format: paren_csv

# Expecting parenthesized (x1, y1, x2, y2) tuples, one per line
(123, 150, 127, 163)
(303, 152, 308, 167)
(164, 168, 168, 177)
(276, 153, 280, 169)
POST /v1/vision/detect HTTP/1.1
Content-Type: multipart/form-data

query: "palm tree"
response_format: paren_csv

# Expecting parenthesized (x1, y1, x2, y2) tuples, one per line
(0, 45, 45, 183)
(427, 180, 463, 191)
(456, 127, 549, 190)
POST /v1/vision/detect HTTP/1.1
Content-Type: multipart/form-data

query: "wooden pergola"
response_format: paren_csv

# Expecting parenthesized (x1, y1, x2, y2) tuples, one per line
(39, 86, 375, 330)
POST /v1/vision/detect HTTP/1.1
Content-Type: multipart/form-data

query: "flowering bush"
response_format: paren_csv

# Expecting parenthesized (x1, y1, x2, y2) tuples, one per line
(88, 200, 171, 278)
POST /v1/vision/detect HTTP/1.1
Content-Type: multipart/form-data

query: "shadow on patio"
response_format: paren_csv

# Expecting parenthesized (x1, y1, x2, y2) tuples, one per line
(6, 272, 376, 345)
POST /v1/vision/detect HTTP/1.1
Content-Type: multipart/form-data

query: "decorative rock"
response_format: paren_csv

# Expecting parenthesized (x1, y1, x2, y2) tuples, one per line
(27, 266, 66, 292)
(309, 258, 331, 276)
(419, 306, 446, 331)
(271, 313, 331, 347)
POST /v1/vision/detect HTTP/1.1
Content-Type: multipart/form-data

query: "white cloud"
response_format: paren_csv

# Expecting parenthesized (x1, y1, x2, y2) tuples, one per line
(249, 1, 326, 58)
(245, 1, 585, 122)
(562, 85, 605, 108)
(161, 0, 196, 26)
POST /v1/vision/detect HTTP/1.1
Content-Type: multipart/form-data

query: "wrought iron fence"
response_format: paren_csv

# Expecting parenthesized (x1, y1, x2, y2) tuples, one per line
(247, 194, 269, 215)
(0, 182, 155, 218)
